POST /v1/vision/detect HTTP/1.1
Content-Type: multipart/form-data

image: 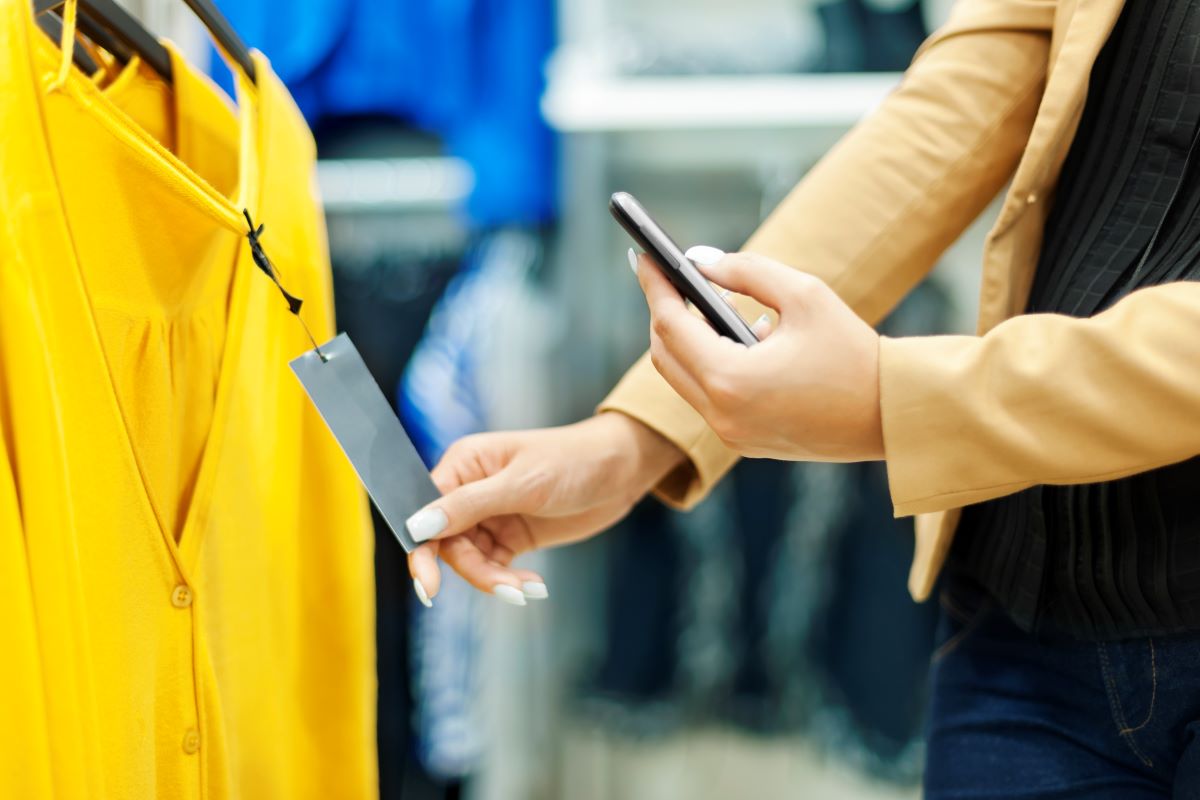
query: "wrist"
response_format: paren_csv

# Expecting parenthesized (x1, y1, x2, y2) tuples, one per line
(590, 411, 687, 493)
(862, 333, 885, 461)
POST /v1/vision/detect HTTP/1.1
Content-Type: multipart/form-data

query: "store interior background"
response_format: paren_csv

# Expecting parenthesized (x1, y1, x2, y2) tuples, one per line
(124, 0, 999, 797)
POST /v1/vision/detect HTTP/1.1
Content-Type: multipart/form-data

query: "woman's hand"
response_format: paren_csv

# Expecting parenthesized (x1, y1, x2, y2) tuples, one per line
(636, 248, 884, 463)
(405, 413, 684, 606)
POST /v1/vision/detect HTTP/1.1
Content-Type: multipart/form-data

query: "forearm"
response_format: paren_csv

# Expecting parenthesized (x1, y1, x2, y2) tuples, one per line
(881, 282, 1200, 516)
(603, 0, 1055, 507)
(598, 364, 729, 509)
(743, 0, 1053, 325)
(592, 410, 688, 499)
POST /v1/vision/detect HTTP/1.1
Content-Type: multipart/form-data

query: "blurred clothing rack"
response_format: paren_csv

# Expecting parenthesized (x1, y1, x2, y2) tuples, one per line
(317, 156, 473, 272)
(542, 71, 901, 132)
(317, 157, 474, 213)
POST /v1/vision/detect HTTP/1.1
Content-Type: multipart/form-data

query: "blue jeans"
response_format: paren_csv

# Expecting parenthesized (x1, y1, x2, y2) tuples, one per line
(925, 583, 1200, 799)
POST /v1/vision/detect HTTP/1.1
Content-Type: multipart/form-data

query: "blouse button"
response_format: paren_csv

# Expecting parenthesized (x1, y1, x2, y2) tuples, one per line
(171, 585, 194, 609)
(182, 729, 201, 755)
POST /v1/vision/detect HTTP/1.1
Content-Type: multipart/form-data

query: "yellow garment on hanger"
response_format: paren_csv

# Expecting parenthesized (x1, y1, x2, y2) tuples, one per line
(61, 47, 241, 541)
(0, 3, 376, 798)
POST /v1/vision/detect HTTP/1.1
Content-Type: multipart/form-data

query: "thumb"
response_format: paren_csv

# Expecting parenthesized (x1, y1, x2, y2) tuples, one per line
(690, 251, 816, 313)
(405, 471, 529, 544)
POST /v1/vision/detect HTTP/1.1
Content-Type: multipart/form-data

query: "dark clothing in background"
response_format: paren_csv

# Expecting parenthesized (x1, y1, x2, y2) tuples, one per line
(952, 0, 1200, 640)
(587, 284, 947, 780)
(816, 0, 928, 73)
(333, 247, 459, 800)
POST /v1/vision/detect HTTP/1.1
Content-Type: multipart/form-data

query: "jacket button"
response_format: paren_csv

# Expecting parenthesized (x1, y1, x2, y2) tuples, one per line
(171, 585, 193, 609)
(182, 729, 201, 755)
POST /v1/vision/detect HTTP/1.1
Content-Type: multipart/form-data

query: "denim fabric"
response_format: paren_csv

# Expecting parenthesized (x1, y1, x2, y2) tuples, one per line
(925, 582, 1200, 799)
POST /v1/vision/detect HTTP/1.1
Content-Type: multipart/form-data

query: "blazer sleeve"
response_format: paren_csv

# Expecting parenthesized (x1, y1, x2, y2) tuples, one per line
(881, 281, 1200, 516)
(599, 0, 1056, 509)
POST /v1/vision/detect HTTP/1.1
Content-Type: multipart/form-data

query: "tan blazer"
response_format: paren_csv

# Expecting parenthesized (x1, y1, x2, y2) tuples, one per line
(601, 0, 1200, 601)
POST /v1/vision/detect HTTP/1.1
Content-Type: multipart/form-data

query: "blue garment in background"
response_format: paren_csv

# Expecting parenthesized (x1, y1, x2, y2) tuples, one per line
(211, 0, 557, 225)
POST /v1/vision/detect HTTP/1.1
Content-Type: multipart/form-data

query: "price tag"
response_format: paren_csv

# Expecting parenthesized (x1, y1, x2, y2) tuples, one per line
(290, 333, 438, 552)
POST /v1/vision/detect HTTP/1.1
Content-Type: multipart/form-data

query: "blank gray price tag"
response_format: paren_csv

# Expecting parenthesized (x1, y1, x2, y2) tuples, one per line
(290, 333, 438, 552)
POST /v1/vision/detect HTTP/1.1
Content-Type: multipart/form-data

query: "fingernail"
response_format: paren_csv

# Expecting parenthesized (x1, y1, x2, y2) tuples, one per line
(413, 578, 433, 608)
(406, 507, 447, 543)
(493, 584, 527, 606)
(754, 313, 770, 328)
(627, 248, 638, 275)
(522, 581, 549, 600)
(721, 289, 732, 299)
(685, 245, 725, 266)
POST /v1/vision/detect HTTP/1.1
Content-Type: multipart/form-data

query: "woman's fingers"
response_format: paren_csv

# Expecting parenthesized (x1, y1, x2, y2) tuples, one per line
(687, 245, 775, 341)
(636, 255, 732, 383)
(751, 313, 773, 339)
(408, 541, 441, 607)
(409, 529, 549, 607)
(472, 527, 549, 599)
(440, 534, 533, 606)
(694, 252, 822, 317)
(511, 568, 549, 600)
(406, 469, 537, 544)
(648, 329, 712, 415)
(684, 245, 726, 266)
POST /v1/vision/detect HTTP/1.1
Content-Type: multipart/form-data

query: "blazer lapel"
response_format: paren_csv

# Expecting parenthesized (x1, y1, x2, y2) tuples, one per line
(982, 0, 1127, 321)
(1025, 0, 1126, 185)
(915, 0, 1130, 603)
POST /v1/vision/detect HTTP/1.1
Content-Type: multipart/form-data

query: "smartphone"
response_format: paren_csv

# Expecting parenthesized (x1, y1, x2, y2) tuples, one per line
(609, 191, 758, 346)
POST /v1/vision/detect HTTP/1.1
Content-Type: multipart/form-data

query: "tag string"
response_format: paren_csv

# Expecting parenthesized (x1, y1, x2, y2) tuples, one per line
(243, 210, 328, 361)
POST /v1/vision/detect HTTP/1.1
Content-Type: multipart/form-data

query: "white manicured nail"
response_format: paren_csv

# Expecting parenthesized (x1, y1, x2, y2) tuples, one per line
(406, 507, 447, 542)
(413, 578, 433, 608)
(522, 581, 549, 600)
(627, 248, 638, 275)
(685, 245, 725, 266)
(493, 584, 527, 606)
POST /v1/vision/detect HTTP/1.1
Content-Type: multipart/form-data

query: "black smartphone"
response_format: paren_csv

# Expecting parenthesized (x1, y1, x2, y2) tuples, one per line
(609, 192, 758, 346)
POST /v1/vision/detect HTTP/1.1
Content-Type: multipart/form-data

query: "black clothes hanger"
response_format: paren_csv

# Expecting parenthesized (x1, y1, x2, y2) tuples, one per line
(34, 0, 172, 81)
(75, 5, 136, 66)
(180, 0, 255, 83)
(33, 0, 256, 85)
(38, 5, 136, 73)
(36, 8, 100, 74)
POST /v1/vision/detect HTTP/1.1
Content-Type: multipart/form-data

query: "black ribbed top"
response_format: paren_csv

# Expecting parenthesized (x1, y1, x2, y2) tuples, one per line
(949, 0, 1200, 640)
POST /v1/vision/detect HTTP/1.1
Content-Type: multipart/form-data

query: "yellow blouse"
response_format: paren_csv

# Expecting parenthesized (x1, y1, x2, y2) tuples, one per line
(64, 43, 240, 542)
(0, 3, 376, 797)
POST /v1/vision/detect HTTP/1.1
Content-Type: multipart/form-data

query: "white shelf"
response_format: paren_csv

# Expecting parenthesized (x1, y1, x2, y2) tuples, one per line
(541, 72, 902, 133)
(316, 157, 474, 212)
